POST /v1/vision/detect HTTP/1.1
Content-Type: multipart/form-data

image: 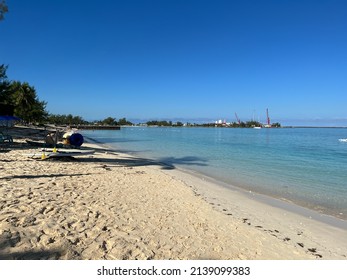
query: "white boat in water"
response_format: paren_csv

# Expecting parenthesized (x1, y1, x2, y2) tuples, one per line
(338, 138, 347, 142)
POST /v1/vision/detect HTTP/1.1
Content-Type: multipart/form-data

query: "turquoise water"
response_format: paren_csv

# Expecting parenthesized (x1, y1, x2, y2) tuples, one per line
(83, 127, 347, 219)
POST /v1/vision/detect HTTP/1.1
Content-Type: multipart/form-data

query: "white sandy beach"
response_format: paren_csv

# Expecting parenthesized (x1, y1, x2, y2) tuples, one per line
(0, 127, 346, 260)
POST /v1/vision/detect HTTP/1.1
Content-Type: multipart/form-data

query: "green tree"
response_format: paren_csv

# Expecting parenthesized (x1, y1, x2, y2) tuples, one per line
(118, 117, 133, 126)
(146, 120, 172, 126)
(46, 114, 87, 125)
(0, 0, 8, 21)
(10, 81, 47, 122)
(101, 117, 118, 126)
(72, 115, 85, 125)
(0, 64, 11, 104)
(0, 64, 7, 82)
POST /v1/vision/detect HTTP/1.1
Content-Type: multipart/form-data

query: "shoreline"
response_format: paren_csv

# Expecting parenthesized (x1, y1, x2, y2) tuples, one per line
(167, 166, 347, 229)
(85, 134, 347, 224)
(86, 136, 347, 227)
(0, 127, 346, 259)
(169, 163, 347, 224)
(82, 126, 347, 222)
(83, 137, 347, 258)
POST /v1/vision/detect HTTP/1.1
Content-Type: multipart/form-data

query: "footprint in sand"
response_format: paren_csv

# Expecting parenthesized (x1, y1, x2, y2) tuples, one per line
(21, 216, 37, 227)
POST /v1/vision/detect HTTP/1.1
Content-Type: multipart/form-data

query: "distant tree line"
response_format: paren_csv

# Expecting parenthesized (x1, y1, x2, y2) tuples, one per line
(46, 114, 88, 126)
(93, 117, 133, 126)
(146, 120, 184, 127)
(145, 119, 281, 128)
(46, 114, 133, 126)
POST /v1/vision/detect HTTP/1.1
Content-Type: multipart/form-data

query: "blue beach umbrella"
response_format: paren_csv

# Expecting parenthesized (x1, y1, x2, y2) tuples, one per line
(0, 116, 21, 127)
(0, 116, 21, 120)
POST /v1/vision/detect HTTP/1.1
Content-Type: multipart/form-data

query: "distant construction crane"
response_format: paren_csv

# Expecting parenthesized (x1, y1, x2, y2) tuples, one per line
(235, 112, 241, 124)
(266, 108, 271, 126)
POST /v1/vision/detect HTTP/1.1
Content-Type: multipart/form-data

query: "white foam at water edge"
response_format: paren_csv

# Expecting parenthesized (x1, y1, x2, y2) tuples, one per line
(338, 139, 347, 142)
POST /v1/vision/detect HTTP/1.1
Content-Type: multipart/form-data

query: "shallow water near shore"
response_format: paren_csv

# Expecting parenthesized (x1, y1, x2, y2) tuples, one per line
(82, 127, 347, 220)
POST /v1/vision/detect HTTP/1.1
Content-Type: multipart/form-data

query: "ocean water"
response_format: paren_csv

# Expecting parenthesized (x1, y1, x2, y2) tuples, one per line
(82, 127, 347, 219)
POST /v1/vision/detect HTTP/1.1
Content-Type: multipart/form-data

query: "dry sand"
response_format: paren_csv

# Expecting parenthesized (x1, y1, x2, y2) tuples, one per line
(0, 126, 346, 260)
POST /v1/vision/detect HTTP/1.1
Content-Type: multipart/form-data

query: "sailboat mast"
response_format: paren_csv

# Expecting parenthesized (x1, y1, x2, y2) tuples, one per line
(266, 108, 271, 126)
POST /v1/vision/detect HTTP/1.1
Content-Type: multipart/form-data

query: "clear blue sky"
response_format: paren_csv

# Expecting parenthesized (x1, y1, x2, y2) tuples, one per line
(1, 0, 347, 125)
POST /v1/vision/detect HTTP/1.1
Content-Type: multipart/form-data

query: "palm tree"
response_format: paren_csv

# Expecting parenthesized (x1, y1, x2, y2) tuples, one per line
(11, 81, 47, 123)
(0, 64, 11, 104)
(13, 81, 35, 106)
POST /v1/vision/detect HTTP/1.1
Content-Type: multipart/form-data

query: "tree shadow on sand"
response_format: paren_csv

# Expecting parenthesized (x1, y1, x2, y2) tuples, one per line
(0, 237, 63, 260)
(77, 154, 208, 170)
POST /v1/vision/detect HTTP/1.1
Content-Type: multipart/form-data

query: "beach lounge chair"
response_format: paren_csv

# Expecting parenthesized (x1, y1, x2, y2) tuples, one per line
(0, 131, 13, 143)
